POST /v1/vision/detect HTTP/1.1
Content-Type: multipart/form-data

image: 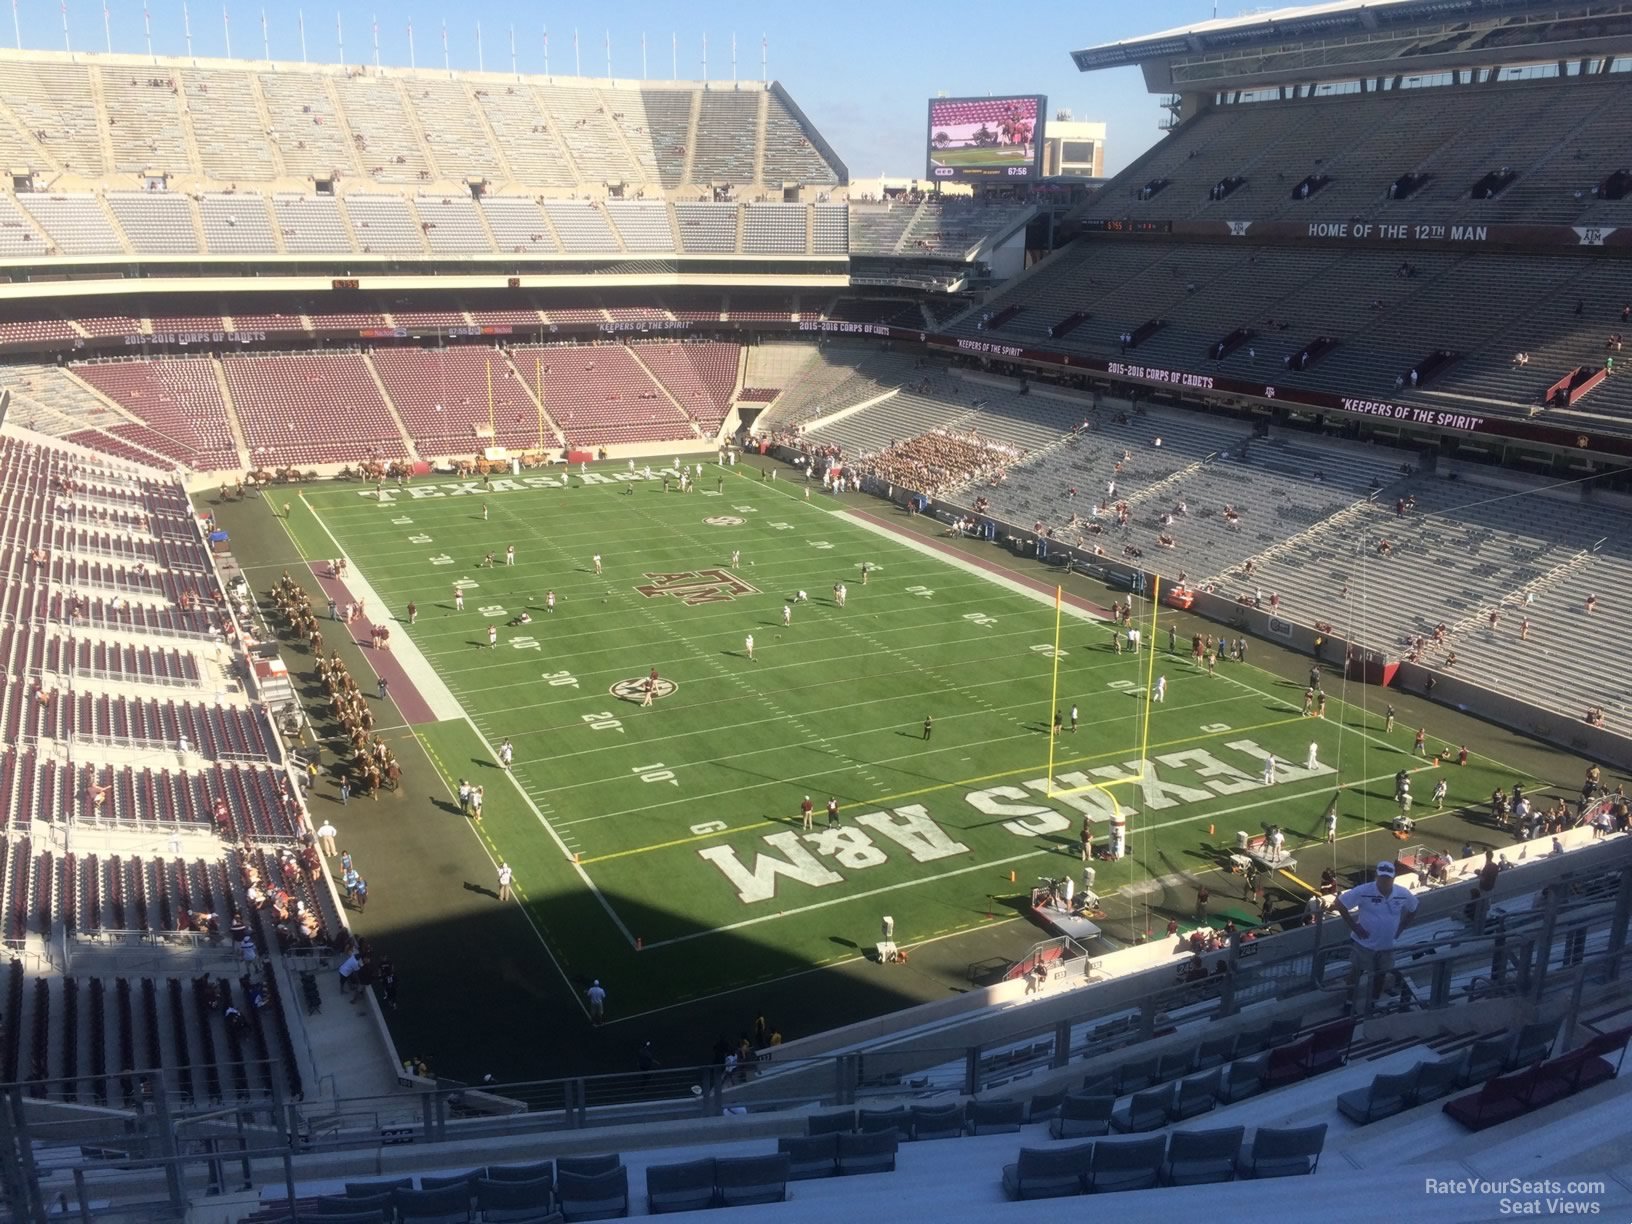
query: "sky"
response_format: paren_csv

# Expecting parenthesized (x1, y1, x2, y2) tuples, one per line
(7, 0, 1231, 179)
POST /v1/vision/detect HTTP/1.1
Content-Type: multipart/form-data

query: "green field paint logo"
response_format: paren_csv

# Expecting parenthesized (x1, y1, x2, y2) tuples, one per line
(610, 677, 679, 702)
(635, 569, 760, 607)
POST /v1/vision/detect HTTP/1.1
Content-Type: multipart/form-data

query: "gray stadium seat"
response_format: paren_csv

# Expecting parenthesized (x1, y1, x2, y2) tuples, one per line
(1237, 1124, 1329, 1178)
(777, 1133, 838, 1180)
(644, 1157, 715, 1214)
(1050, 1093, 1114, 1139)
(1088, 1135, 1167, 1193)
(1162, 1126, 1245, 1186)
(835, 1129, 897, 1175)
(1000, 1143, 1093, 1200)
(714, 1153, 790, 1207)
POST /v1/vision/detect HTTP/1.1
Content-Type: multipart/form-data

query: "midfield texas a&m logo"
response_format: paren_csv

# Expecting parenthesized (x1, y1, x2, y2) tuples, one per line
(636, 569, 760, 606)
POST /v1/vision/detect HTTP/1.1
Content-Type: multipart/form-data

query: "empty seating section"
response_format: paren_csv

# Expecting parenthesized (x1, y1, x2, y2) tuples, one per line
(535, 84, 640, 185)
(1, 62, 104, 175)
(742, 343, 819, 396)
(333, 76, 431, 183)
(520, 344, 695, 445)
(479, 196, 559, 253)
(0, 62, 844, 198)
(691, 90, 760, 182)
(101, 75, 191, 174)
(605, 201, 677, 252)
(814, 203, 849, 254)
(199, 194, 279, 254)
(469, 85, 579, 188)
(542, 200, 620, 253)
(181, 71, 278, 181)
(370, 348, 552, 453)
(639, 89, 695, 187)
(979, 235, 1632, 416)
(62, 696, 275, 763)
(106, 193, 199, 256)
(76, 312, 144, 339)
(901, 202, 1032, 257)
(1083, 76, 1632, 227)
(674, 202, 739, 253)
(17, 195, 126, 255)
(760, 346, 920, 429)
(744, 203, 807, 254)
(256, 73, 353, 179)
(0, 189, 835, 260)
(764, 96, 840, 185)
(402, 80, 505, 184)
(0, 101, 43, 171)
(604, 94, 662, 184)
(630, 343, 741, 432)
(71, 359, 240, 471)
(271, 195, 354, 255)
(849, 204, 918, 256)
(342, 195, 427, 254)
(3, 962, 304, 1105)
(415, 196, 492, 254)
(728, 296, 795, 322)
(0, 434, 318, 1094)
(0, 194, 50, 258)
(2, 364, 131, 440)
(223, 353, 407, 464)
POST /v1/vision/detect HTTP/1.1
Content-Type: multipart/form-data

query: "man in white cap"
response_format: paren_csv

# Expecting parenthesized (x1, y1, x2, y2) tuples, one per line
(1332, 860, 1419, 1009)
(586, 979, 606, 1025)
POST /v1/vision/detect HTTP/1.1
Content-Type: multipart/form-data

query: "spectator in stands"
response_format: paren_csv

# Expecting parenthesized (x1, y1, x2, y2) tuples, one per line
(1333, 861, 1418, 1006)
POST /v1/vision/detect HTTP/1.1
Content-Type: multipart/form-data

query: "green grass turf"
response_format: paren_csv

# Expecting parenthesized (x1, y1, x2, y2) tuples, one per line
(294, 466, 1521, 1023)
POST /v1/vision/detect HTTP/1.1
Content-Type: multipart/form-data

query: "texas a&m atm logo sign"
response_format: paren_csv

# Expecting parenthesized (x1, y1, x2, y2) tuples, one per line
(635, 569, 760, 607)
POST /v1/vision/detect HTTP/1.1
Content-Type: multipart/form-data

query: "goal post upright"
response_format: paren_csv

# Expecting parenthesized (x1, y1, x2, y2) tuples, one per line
(1046, 584, 1063, 788)
(1139, 574, 1161, 780)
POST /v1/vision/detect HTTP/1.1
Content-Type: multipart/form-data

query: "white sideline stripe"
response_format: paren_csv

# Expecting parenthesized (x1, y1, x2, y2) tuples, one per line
(842, 509, 1110, 628)
(299, 492, 638, 950)
(299, 493, 464, 722)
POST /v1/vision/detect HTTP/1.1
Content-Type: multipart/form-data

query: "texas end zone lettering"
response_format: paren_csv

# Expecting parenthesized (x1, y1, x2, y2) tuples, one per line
(1341, 398, 1487, 431)
(695, 740, 1334, 903)
(1107, 361, 1215, 390)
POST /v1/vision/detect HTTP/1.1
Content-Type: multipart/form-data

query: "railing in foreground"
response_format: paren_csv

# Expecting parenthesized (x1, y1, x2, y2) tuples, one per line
(3, 837, 1629, 1223)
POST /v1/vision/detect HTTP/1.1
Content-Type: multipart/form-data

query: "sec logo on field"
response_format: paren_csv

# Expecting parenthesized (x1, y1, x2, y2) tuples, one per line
(611, 677, 679, 702)
(704, 515, 746, 526)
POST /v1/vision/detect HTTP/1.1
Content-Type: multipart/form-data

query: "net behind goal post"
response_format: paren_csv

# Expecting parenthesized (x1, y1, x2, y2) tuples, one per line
(1042, 577, 1164, 831)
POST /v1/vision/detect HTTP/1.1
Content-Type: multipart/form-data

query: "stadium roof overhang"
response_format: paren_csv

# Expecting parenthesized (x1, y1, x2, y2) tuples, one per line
(1071, 0, 1632, 93)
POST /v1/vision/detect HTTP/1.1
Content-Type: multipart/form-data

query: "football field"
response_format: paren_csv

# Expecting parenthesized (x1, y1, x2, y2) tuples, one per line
(291, 464, 1516, 1023)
